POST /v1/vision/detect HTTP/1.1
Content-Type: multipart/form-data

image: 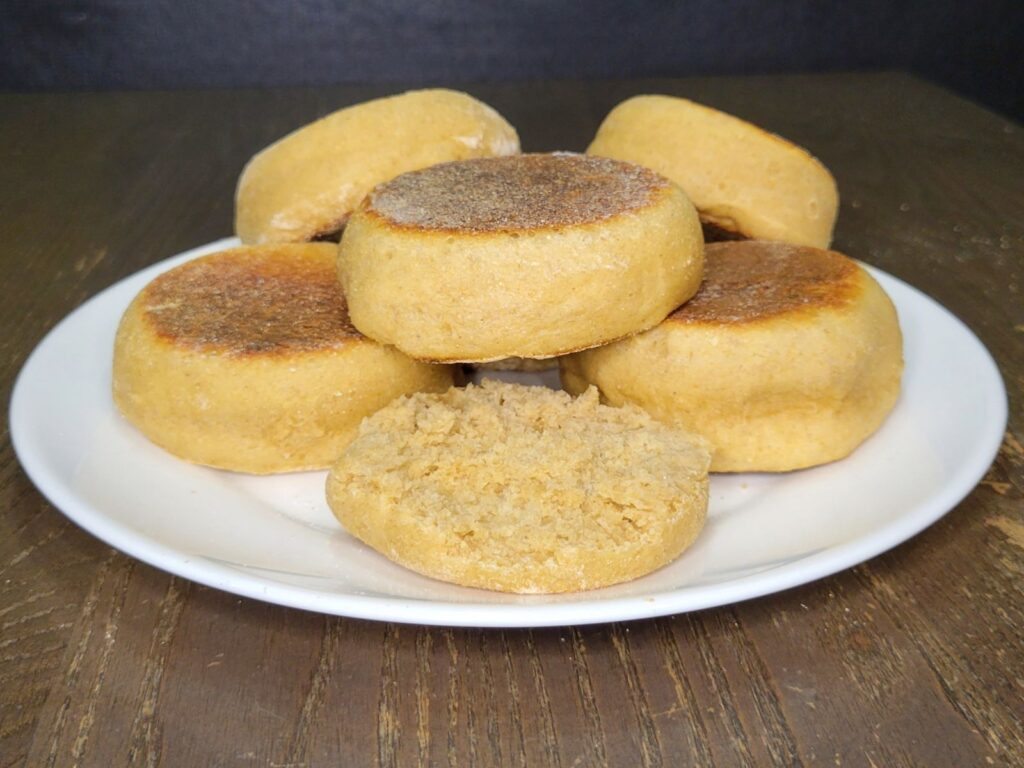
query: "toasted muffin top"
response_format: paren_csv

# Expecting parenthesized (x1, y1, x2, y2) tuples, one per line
(140, 244, 360, 355)
(668, 240, 859, 326)
(364, 153, 672, 233)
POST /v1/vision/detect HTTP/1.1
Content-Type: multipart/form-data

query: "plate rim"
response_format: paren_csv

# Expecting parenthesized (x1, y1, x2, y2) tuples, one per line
(9, 238, 1009, 627)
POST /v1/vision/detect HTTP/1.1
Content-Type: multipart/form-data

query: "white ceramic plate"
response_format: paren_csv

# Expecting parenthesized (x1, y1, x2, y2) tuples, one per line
(10, 238, 1007, 627)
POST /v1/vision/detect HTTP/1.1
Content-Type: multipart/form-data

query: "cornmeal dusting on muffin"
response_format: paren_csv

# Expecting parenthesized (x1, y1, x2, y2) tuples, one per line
(143, 246, 361, 355)
(366, 153, 670, 232)
(669, 241, 859, 325)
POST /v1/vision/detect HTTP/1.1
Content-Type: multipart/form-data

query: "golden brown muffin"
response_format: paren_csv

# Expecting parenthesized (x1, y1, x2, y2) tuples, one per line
(112, 244, 455, 474)
(235, 89, 520, 244)
(337, 153, 704, 362)
(561, 241, 903, 472)
(587, 95, 839, 247)
(326, 381, 710, 593)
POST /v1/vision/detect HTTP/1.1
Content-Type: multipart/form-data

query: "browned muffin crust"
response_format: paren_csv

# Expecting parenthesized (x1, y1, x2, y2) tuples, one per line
(365, 153, 671, 233)
(142, 245, 361, 355)
(669, 240, 859, 325)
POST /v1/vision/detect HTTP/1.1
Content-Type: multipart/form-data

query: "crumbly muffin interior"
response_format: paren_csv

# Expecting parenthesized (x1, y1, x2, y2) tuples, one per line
(328, 380, 710, 592)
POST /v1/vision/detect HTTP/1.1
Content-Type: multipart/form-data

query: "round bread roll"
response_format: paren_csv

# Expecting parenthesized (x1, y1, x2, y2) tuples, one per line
(326, 381, 710, 593)
(235, 89, 520, 244)
(112, 244, 455, 474)
(561, 241, 903, 472)
(587, 95, 839, 248)
(337, 153, 704, 363)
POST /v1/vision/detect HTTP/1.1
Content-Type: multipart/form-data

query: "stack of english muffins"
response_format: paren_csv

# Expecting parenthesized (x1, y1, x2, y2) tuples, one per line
(112, 88, 903, 594)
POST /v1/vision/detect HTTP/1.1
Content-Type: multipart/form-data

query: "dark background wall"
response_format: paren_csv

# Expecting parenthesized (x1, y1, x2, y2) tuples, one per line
(3, 0, 1022, 120)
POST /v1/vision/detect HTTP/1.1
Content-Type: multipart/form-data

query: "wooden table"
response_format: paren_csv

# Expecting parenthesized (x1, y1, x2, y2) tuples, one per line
(1, 73, 1021, 767)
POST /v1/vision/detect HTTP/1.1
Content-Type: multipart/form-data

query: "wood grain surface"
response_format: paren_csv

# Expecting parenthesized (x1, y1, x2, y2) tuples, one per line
(1, 73, 1021, 767)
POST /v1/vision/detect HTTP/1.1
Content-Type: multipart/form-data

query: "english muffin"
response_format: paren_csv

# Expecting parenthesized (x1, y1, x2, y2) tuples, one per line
(561, 241, 903, 472)
(587, 95, 839, 247)
(112, 244, 455, 474)
(337, 153, 704, 362)
(235, 89, 520, 244)
(326, 380, 711, 593)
